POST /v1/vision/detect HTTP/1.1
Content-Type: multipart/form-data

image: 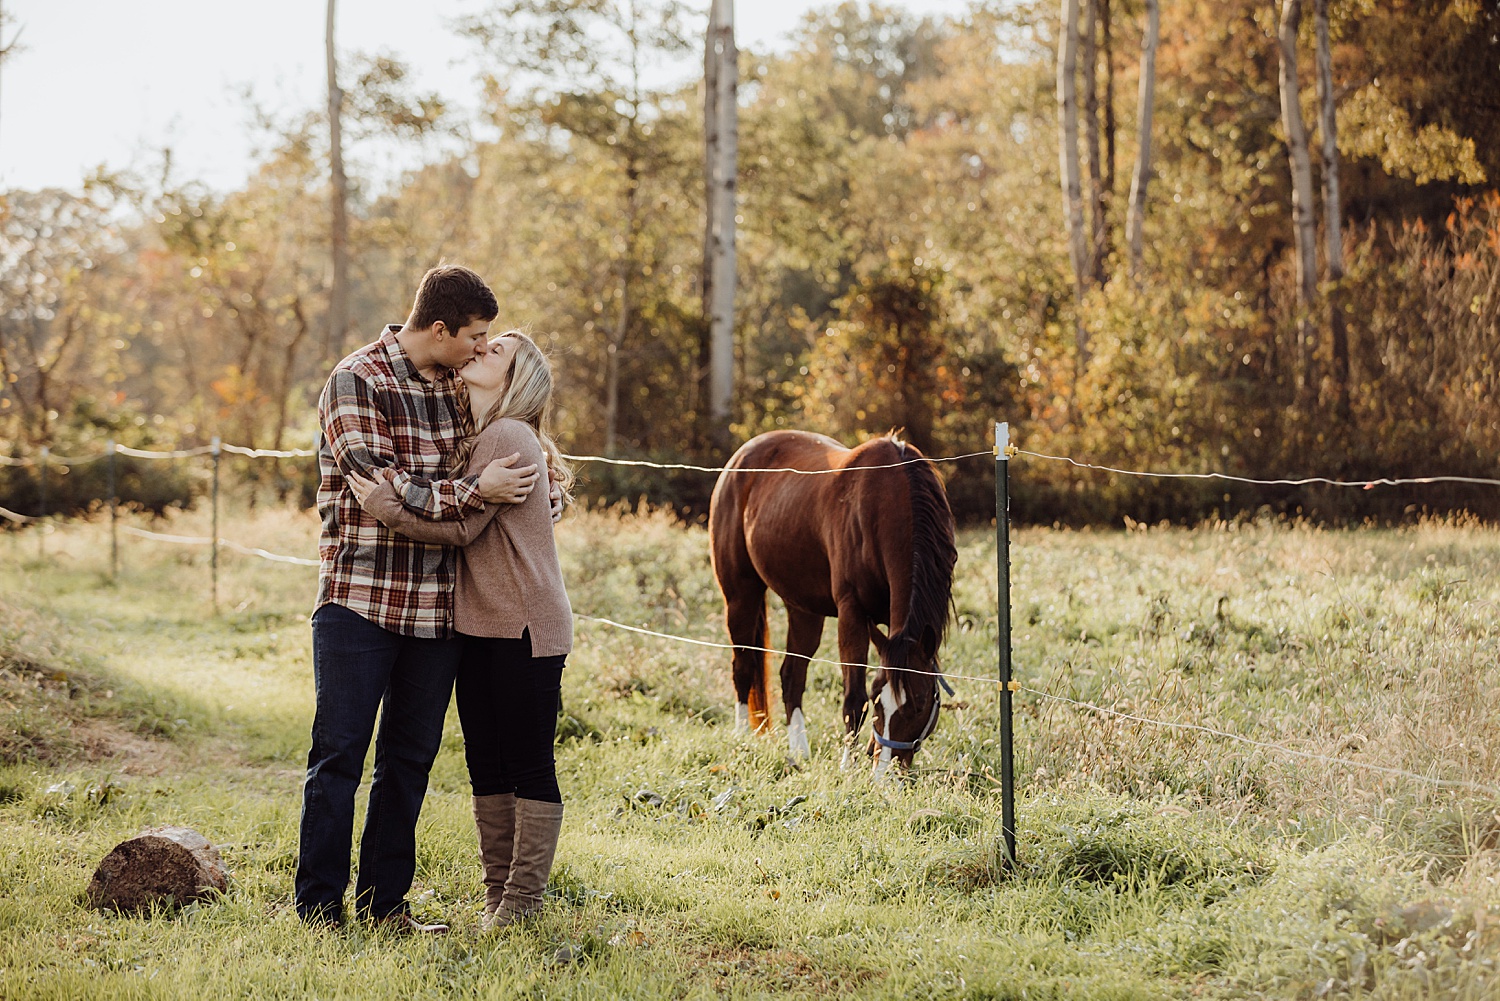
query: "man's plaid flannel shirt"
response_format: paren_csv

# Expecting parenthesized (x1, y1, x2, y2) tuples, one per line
(313, 325, 485, 638)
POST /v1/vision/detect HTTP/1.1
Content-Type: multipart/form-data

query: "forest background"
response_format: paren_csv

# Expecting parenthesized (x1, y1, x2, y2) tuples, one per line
(1, 0, 1497, 526)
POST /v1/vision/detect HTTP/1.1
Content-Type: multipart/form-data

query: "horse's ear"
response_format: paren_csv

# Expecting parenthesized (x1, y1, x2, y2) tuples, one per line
(920, 625, 939, 661)
(869, 626, 888, 655)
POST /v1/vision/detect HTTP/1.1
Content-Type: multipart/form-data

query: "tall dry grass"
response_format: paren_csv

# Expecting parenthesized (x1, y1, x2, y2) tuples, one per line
(0, 503, 1498, 997)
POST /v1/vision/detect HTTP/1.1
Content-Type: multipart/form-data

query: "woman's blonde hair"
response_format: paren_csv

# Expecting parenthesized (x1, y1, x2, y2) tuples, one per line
(451, 331, 574, 501)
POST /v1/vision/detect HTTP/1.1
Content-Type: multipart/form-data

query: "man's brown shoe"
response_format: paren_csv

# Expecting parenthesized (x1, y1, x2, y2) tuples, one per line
(375, 912, 450, 935)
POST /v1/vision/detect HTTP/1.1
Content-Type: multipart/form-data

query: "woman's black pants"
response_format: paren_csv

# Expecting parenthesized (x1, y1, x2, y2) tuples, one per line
(456, 633, 565, 803)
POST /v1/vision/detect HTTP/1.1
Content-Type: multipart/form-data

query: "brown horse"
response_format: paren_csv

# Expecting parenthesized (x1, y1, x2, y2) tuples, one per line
(708, 430, 958, 774)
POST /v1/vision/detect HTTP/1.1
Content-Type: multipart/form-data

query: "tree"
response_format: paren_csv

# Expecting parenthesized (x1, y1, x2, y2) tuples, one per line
(153, 156, 324, 461)
(326, 0, 350, 360)
(1099, 0, 1115, 207)
(704, 0, 737, 452)
(1124, 0, 1157, 282)
(1080, 0, 1105, 283)
(0, 0, 24, 155)
(0, 182, 134, 447)
(700, 0, 720, 432)
(730, 2, 954, 440)
(798, 262, 960, 456)
(1277, 0, 1318, 403)
(462, 0, 696, 455)
(318, 28, 448, 361)
(1057, 0, 1090, 373)
(1331, 2, 1490, 197)
(1313, 0, 1347, 417)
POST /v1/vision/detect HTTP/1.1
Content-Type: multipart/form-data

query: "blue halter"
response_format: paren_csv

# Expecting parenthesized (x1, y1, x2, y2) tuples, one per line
(871, 674, 956, 752)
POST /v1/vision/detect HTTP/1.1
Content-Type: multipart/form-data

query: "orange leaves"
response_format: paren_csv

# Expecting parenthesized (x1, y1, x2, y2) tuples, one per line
(209, 368, 267, 415)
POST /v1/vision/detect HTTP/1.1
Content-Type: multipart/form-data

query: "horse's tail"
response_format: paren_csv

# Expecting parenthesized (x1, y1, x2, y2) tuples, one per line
(746, 599, 772, 733)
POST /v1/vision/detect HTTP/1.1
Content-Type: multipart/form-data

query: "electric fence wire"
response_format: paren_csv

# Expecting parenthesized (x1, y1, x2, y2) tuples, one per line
(1016, 448, 1500, 489)
(571, 613, 1500, 798)
(4, 437, 1500, 489)
(560, 450, 995, 474)
(0, 442, 306, 467)
(9, 438, 1500, 795)
(119, 526, 319, 566)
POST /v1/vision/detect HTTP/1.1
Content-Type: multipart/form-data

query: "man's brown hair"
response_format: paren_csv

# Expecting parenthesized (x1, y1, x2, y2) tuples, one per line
(408, 265, 499, 335)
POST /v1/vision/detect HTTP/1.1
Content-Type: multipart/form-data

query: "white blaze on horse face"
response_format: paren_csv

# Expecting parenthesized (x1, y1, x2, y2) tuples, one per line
(871, 683, 904, 781)
(734, 702, 750, 735)
(878, 682, 904, 726)
(787, 708, 810, 759)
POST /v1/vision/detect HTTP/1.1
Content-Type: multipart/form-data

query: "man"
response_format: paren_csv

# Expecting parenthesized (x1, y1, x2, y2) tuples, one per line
(295, 265, 538, 932)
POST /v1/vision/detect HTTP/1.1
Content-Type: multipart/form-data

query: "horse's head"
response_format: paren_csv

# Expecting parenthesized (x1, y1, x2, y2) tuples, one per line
(867, 625, 944, 777)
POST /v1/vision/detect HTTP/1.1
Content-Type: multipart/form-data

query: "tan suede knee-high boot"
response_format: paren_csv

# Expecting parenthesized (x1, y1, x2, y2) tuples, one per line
(472, 794, 516, 916)
(491, 798, 564, 928)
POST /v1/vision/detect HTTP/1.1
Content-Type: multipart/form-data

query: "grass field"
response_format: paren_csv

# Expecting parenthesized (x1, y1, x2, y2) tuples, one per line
(1, 499, 1499, 999)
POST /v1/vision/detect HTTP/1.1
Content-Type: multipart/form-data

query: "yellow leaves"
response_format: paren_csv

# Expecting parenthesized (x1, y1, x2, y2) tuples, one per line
(1451, 0, 1484, 23)
(1338, 85, 1487, 185)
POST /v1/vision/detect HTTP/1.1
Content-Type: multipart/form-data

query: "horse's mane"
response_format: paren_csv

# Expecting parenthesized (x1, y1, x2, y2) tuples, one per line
(880, 434, 957, 670)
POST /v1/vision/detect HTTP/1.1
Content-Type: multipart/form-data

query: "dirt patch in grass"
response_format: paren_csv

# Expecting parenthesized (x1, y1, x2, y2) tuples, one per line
(0, 663, 188, 771)
(1, 660, 90, 764)
(66, 717, 188, 773)
(682, 942, 884, 995)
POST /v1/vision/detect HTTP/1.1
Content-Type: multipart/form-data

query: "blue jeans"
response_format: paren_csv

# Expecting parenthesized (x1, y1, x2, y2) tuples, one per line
(295, 603, 460, 922)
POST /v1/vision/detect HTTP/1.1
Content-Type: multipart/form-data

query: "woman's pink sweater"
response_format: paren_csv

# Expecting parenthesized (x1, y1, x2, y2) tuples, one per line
(364, 418, 572, 656)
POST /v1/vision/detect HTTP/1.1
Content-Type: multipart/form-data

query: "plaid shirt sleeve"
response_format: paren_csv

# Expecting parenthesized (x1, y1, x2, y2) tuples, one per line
(322, 369, 484, 521)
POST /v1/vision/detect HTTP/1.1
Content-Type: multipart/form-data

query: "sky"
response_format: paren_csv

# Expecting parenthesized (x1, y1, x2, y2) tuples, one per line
(0, 0, 973, 194)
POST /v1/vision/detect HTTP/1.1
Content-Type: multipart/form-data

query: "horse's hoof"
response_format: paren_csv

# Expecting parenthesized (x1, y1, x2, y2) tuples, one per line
(733, 702, 751, 735)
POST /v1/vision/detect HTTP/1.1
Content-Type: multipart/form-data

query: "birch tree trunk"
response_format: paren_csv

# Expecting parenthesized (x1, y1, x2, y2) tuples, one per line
(1125, 0, 1158, 282)
(604, 167, 638, 457)
(604, 279, 625, 457)
(0, 0, 7, 152)
(326, 0, 350, 360)
(0, 7, 24, 405)
(274, 296, 312, 454)
(1314, 0, 1349, 416)
(707, 0, 737, 450)
(1081, 0, 1106, 283)
(1278, 0, 1319, 403)
(1101, 0, 1115, 204)
(0, 0, 19, 153)
(272, 296, 312, 500)
(1057, 0, 1091, 368)
(697, 0, 720, 434)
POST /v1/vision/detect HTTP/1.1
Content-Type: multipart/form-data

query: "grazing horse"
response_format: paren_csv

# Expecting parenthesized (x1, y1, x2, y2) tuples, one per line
(708, 430, 957, 775)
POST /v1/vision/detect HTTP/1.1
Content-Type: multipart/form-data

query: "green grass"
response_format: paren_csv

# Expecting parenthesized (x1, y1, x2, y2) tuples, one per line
(1, 503, 1499, 998)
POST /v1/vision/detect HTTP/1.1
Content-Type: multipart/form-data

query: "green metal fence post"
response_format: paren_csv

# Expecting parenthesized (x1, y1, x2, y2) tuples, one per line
(995, 421, 1017, 864)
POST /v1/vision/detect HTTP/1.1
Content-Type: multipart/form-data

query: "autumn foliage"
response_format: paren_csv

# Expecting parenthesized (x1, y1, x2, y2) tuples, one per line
(1, 0, 1495, 523)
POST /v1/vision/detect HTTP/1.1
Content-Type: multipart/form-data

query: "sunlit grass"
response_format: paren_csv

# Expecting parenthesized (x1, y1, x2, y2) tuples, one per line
(1, 501, 1498, 997)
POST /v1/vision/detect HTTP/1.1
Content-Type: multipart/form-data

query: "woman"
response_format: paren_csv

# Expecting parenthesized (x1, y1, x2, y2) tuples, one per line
(347, 330, 573, 931)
